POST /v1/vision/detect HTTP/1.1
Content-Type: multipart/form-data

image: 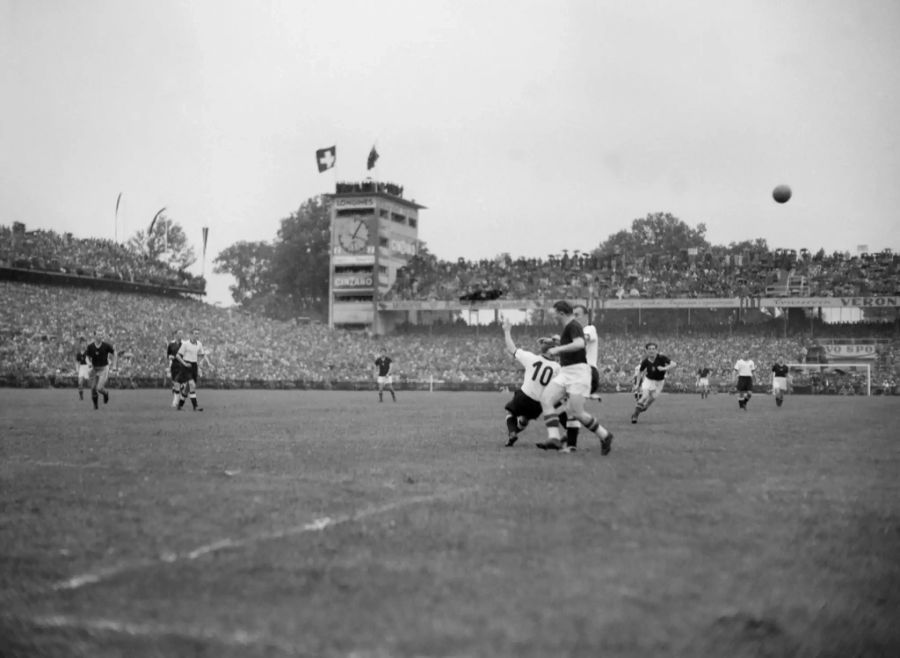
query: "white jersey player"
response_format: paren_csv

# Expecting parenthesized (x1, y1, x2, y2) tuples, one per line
(175, 327, 209, 411)
(501, 317, 562, 447)
(573, 304, 601, 399)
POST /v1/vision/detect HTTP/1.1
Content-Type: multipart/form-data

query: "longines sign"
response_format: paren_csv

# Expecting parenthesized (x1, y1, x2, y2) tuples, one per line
(334, 198, 375, 208)
(760, 296, 899, 308)
(601, 298, 741, 309)
(375, 295, 900, 312)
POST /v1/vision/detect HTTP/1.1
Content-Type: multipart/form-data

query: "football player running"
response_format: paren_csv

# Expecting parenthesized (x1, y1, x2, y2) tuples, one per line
(631, 342, 676, 424)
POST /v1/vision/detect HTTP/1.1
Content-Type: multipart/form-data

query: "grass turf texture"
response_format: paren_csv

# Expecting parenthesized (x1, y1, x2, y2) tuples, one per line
(1, 389, 898, 657)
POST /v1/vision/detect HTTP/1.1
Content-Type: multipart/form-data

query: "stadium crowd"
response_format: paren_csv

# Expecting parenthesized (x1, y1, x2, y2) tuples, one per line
(1, 223, 205, 292)
(385, 246, 900, 302)
(2, 282, 896, 395)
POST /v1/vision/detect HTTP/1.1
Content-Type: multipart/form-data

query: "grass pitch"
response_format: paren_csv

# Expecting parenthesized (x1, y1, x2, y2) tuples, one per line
(1, 389, 898, 657)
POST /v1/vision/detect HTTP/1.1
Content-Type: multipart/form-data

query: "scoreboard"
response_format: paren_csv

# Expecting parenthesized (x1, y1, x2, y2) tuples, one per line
(328, 183, 425, 331)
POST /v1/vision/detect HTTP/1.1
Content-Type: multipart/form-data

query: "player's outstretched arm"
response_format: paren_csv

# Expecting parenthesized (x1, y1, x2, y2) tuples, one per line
(501, 317, 517, 355)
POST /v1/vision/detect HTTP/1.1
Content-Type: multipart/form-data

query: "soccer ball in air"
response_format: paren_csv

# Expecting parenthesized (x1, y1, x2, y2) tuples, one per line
(773, 185, 792, 204)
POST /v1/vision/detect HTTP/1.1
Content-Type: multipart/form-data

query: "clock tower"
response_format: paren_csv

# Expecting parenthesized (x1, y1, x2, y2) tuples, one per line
(327, 181, 426, 330)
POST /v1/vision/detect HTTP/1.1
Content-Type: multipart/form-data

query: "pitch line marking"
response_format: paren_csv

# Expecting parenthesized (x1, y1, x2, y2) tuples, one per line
(6, 457, 361, 485)
(6, 459, 107, 470)
(53, 488, 471, 592)
(21, 614, 300, 654)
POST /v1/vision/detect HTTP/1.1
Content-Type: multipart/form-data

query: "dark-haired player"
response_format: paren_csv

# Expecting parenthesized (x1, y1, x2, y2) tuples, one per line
(175, 328, 209, 411)
(166, 329, 184, 408)
(85, 328, 117, 410)
(631, 342, 676, 424)
(75, 338, 89, 400)
(696, 366, 712, 399)
(500, 317, 562, 447)
(374, 349, 396, 402)
(771, 356, 790, 407)
(733, 351, 756, 410)
(537, 301, 613, 455)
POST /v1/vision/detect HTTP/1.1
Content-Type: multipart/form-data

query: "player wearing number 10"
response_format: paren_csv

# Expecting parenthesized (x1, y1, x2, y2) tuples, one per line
(500, 318, 564, 447)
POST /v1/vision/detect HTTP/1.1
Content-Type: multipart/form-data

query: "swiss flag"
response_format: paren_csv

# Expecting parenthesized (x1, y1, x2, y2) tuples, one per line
(316, 146, 336, 172)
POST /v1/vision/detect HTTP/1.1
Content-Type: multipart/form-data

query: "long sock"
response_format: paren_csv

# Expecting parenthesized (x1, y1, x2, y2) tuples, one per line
(565, 420, 580, 447)
(505, 414, 518, 437)
(543, 413, 561, 440)
(391, 389, 396, 401)
(583, 415, 610, 439)
(190, 393, 198, 409)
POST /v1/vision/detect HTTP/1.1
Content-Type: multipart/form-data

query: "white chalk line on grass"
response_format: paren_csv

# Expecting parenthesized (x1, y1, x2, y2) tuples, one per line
(54, 488, 471, 592)
(20, 613, 301, 654)
(7, 459, 108, 470)
(6, 456, 361, 485)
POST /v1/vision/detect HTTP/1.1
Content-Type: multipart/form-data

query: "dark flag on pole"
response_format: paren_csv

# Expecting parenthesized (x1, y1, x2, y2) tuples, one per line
(115, 192, 123, 243)
(316, 146, 336, 172)
(202, 226, 209, 278)
(367, 145, 379, 170)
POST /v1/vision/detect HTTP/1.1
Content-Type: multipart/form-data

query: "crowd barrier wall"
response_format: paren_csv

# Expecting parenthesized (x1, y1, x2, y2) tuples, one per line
(3, 375, 895, 395)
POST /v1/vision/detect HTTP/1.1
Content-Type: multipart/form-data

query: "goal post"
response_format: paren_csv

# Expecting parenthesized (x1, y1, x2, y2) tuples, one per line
(786, 363, 872, 396)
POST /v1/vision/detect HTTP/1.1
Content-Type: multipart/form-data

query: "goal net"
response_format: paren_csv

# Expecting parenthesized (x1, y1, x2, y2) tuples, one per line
(786, 363, 872, 396)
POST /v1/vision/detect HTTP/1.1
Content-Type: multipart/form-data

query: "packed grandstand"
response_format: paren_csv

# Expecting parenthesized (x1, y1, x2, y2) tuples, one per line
(1, 224, 897, 394)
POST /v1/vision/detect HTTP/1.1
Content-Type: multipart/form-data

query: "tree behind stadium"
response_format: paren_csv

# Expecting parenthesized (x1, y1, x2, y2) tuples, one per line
(213, 196, 330, 321)
(594, 212, 710, 263)
(127, 212, 197, 272)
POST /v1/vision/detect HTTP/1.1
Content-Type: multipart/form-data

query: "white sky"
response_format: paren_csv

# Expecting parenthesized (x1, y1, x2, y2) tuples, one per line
(2, 0, 899, 305)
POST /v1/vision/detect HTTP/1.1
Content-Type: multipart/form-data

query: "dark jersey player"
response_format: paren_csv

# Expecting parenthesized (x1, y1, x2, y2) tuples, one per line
(696, 366, 712, 399)
(374, 350, 396, 402)
(537, 300, 613, 455)
(75, 338, 89, 400)
(771, 357, 790, 407)
(631, 343, 676, 424)
(166, 329, 184, 408)
(85, 328, 117, 410)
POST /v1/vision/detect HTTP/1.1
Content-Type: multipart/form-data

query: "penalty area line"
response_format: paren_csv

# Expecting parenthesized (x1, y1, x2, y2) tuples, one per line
(54, 487, 472, 592)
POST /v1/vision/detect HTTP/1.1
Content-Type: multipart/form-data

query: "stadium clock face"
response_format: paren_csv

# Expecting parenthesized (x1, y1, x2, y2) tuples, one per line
(337, 219, 370, 253)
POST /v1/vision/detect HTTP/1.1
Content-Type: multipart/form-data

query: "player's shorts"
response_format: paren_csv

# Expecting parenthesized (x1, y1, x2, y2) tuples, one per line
(773, 376, 788, 392)
(551, 363, 591, 398)
(736, 376, 753, 392)
(697, 377, 709, 388)
(590, 366, 600, 395)
(641, 378, 666, 395)
(170, 361, 183, 381)
(377, 375, 392, 386)
(89, 365, 109, 389)
(78, 364, 90, 379)
(176, 362, 198, 384)
(504, 389, 543, 421)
